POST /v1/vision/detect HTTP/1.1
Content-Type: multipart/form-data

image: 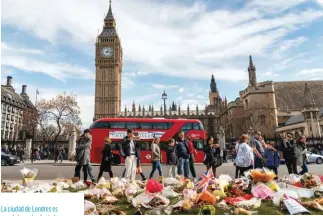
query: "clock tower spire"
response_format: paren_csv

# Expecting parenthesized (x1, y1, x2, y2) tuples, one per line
(94, 0, 123, 120)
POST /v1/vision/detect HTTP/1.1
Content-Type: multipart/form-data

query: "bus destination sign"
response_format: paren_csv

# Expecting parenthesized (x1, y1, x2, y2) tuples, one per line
(109, 131, 165, 139)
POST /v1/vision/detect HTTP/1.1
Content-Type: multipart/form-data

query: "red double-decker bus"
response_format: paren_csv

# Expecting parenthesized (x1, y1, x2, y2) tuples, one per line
(89, 118, 206, 164)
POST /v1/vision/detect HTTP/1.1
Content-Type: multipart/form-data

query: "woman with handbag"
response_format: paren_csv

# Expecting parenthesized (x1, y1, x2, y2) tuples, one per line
(149, 137, 163, 179)
(235, 134, 254, 177)
(203, 136, 223, 177)
(97, 137, 114, 180)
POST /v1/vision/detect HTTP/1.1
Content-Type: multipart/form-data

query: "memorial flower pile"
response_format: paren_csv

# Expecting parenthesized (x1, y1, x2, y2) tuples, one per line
(1, 167, 323, 215)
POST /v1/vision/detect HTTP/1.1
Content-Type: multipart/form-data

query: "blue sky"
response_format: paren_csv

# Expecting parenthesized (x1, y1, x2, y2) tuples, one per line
(2, 0, 323, 128)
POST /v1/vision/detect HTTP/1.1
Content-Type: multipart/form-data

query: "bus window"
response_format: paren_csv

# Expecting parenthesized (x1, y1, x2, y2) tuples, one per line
(153, 122, 170, 130)
(111, 142, 121, 150)
(181, 123, 192, 133)
(137, 141, 150, 150)
(90, 121, 109, 129)
(126, 122, 138, 129)
(138, 122, 153, 129)
(193, 140, 204, 150)
(193, 123, 200, 130)
(198, 122, 204, 130)
(160, 142, 169, 150)
(110, 122, 126, 128)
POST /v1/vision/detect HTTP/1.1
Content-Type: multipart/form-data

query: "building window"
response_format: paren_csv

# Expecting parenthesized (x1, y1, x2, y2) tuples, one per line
(245, 99, 248, 107)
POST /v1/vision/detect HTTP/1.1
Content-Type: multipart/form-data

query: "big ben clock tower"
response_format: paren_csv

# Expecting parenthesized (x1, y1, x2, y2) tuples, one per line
(94, 0, 122, 120)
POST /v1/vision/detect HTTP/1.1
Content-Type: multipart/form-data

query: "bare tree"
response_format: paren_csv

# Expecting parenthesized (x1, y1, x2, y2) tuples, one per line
(21, 108, 39, 139)
(237, 104, 267, 134)
(37, 93, 82, 148)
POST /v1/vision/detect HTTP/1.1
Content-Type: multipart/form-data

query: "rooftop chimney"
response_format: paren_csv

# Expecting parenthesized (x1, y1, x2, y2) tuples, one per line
(22, 85, 27, 95)
(6, 76, 12, 86)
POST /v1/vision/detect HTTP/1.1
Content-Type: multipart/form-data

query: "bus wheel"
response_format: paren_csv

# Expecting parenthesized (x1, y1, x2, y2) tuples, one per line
(111, 154, 121, 165)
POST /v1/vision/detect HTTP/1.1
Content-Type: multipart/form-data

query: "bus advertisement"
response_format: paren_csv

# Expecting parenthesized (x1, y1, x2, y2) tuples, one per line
(89, 118, 206, 164)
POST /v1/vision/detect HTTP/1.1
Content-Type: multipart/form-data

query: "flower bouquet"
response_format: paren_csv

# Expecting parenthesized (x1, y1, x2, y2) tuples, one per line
(249, 168, 276, 183)
(20, 167, 38, 186)
(300, 173, 321, 189)
(225, 179, 249, 198)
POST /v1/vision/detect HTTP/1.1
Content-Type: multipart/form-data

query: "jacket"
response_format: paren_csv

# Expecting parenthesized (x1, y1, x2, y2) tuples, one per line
(100, 144, 113, 172)
(75, 136, 91, 166)
(265, 149, 280, 168)
(294, 141, 307, 166)
(279, 139, 296, 160)
(151, 143, 161, 162)
(167, 145, 178, 165)
(187, 140, 196, 155)
(121, 136, 138, 157)
(203, 145, 222, 167)
(176, 139, 190, 159)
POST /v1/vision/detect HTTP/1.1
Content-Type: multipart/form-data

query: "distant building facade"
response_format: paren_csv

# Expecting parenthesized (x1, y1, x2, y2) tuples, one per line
(118, 75, 226, 138)
(1, 76, 35, 141)
(221, 56, 323, 139)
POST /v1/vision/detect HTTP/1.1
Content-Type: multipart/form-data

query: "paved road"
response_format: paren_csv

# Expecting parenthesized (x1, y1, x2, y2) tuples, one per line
(2, 162, 323, 180)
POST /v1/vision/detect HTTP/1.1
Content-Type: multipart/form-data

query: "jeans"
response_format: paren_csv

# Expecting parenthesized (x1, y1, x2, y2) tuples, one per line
(299, 162, 308, 175)
(87, 163, 95, 181)
(149, 161, 162, 178)
(189, 156, 196, 178)
(125, 155, 137, 181)
(74, 165, 88, 181)
(254, 157, 264, 169)
(286, 158, 298, 174)
(167, 165, 177, 178)
(177, 158, 189, 178)
(122, 158, 146, 180)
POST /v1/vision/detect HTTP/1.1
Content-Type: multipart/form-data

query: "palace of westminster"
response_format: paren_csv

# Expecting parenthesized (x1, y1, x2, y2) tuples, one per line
(2, 1, 323, 142)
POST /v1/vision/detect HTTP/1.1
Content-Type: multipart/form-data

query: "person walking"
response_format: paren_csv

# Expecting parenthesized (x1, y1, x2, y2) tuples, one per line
(295, 135, 308, 175)
(58, 146, 65, 163)
(234, 134, 254, 177)
(264, 142, 280, 178)
(122, 129, 137, 181)
(251, 131, 265, 169)
(279, 132, 297, 174)
(74, 129, 91, 183)
(98, 137, 114, 180)
(186, 136, 197, 181)
(223, 148, 227, 163)
(166, 138, 178, 178)
(149, 137, 163, 179)
(176, 131, 190, 179)
(203, 136, 223, 177)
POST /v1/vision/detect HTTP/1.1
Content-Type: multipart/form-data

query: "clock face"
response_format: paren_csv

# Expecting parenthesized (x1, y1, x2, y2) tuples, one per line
(101, 47, 113, 58)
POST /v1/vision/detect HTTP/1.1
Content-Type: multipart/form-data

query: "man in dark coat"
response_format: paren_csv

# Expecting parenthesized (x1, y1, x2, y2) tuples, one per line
(176, 130, 190, 179)
(98, 137, 114, 179)
(279, 132, 297, 174)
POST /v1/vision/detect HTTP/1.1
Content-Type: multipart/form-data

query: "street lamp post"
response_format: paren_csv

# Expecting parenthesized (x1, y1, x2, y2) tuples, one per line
(162, 90, 167, 116)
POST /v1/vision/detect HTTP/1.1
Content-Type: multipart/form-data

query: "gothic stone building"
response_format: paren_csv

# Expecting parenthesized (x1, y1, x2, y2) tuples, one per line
(119, 75, 226, 138)
(221, 56, 323, 139)
(94, 1, 122, 120)
(1, 76, 35, 141)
